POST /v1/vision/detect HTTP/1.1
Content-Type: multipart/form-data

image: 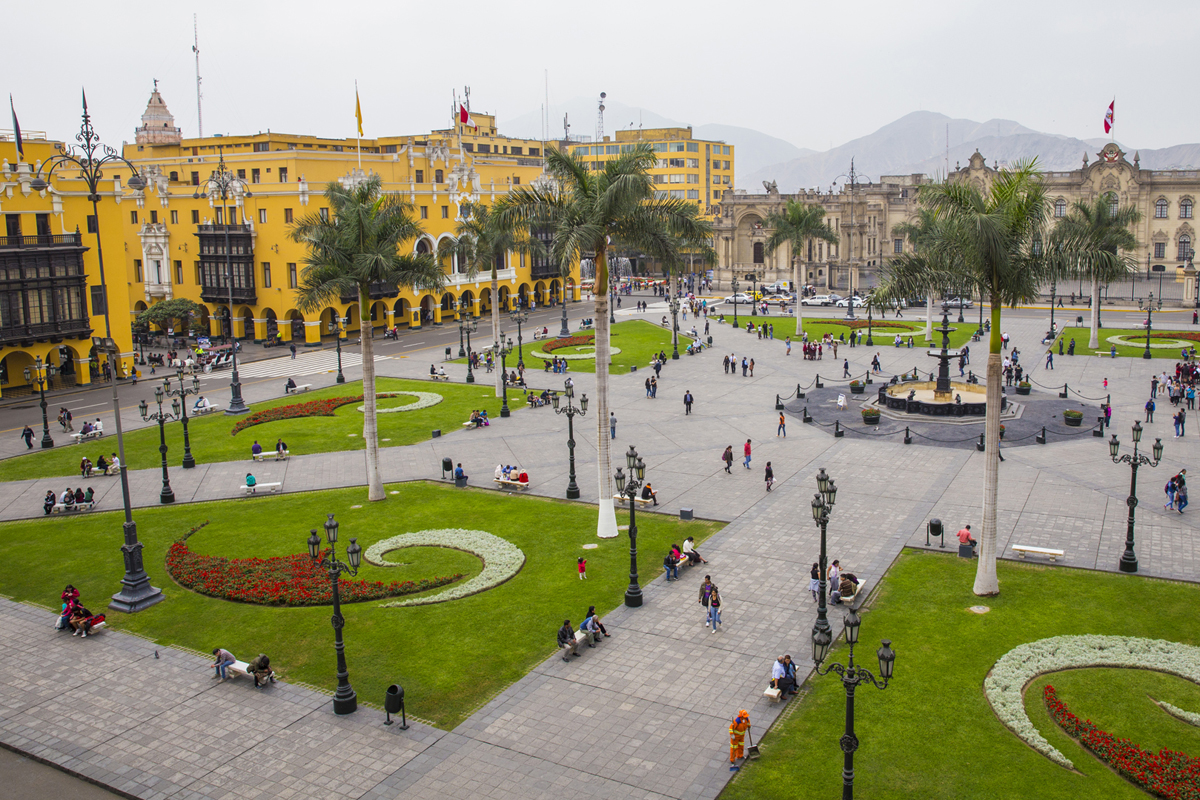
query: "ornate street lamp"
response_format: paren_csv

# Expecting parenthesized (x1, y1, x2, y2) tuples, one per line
(162, 368, 201, 468)
(810, 467, 838, 637)
(812, 611, 896, 800)
(1138, 292, 1163, 360)
(30, 93, 162, 613)
(731, 277, 740, 328)
(865, 301, 874, 347)
(613, 445, 648, 608)
(306, 514, 363, 715)
(509, 304, 527, 369)
(193, 146, 252, 414)
(495, 336, 514, 417)
(459, 302, 478, 384)
(609, 284, 617, 324)
(551, 380, 588, 498)
(328, 313, 347, 384)
(557, 281, 571, 338)
(1110, 423, 1164, 573)
(23, 356, 56, 449)
(139, 386, 180, 504)
(670, 296, 681, 360)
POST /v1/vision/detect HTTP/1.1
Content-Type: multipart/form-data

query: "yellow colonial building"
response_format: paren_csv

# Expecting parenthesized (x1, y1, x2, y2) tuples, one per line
(0, 134, 136, 396)
(121, 89, 577, 347)
(570, 127, 734, 216)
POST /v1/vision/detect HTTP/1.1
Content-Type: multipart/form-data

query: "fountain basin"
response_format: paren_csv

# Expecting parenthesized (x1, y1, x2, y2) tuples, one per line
(881, 381, 1004, 417)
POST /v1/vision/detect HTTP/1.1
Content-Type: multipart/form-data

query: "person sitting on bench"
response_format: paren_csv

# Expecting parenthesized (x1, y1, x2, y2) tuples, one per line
(479, 409, 489, 426)
(43, 491, 56, 516)
(69, 604, 97, 637)
(96, 454, 108, 474)
(212, 648, 237, 680)
(430, 364, 437, 377)
(469, 410, 482, 428)
(771, 655, 797, 695)
(60, 487, 75, 507)
(92, 419, 103, 434)
(252, 441, 263, 457)
(285, 378, 297, 393)
(73, 488, 86, 505)
(495, 464, 505, 480)
(80, 422, 93, 436)
(194, 396, 211, 411)
(682, 536, 707, 564)
(437, 365, 447, 378)
(248, 653, 275, 687)
(641, 483, 658, 506)
(517, 469, 529, 484)
(83, 487, 95, 504)
(957, 524, 977, 550)
(245, 473, 257, 490)
(276, 438, 288, 454)
(558, 619, 580, 661)
(80, 456, 92, 477)
(454, 463, 468, 481)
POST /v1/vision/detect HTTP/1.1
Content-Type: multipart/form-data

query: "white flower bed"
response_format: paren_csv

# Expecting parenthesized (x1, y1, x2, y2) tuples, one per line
(984, 634, 1200, 769)
(530, 346, 621, 361)
(366, 529, 525, 606)
(1106, 334, 1188, 350)
(1157, 699, 1200, 726)
(357, 391, 443, 414)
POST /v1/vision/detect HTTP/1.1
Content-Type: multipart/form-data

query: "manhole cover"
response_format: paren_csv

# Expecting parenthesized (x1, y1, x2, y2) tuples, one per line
(969, 606, 990, 614)
(582, 543, 598, 550)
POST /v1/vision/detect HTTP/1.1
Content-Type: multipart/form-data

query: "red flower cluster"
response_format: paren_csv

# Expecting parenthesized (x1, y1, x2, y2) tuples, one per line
(231, 393, 404, 435)
(1149, 332, 1200, 345)
(1044, 684, 1200, 799)
(541, 334, 596, 353)
(165, 537, 462, 606)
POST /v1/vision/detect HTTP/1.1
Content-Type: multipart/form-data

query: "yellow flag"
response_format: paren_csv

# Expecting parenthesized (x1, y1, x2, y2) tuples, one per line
(355, 85, 363, 137)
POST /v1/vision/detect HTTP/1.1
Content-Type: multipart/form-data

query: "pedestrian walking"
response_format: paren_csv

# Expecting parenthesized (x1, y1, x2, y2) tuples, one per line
(289, 343, 297, 359)
(722, 446, 734, 473)
(786, 337, 792, 356)
(743, 439, 752, 469)
(764, 462, 774, 492)
(1179, 481, 1190, 514)
(20, 425, 34, 449)
(1046, 350, 1053, 369)
(684, 391, 694, 415)
(749, 359, 755, 376)
(1104, 377, 1108, 390)
(1166, 474, 1178, 510)
(777, 412, 786, 437)
(730, 354, 737, 377)
(1180, 408, 1187, 438)
(1146, 398, 1155, 423)
(723, 354, 730, 374)
(729, 711, 751, 771)
(809, 562, 821, 602)
(843, 358, 851, 378)
(577, 556, 587, 580)
(610, 412, 617, 439)
(645, 377, 652, 398)
(654, 360, 662, 378)
(871, 354, 881, 374)
(708, 584, 722, 632)
(699, 576, 719, 631)
(741, 357, 748, 377)
(650, 376, 658, 398)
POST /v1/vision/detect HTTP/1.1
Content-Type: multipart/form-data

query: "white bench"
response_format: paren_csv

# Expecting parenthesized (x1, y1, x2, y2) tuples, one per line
(253, 450, 290, 462)
(191, 405, 222, 416)
(85, 467, 119, 478)
(242, 482, 282, 495)
(70, 431, 104, 444)
(614, 493, 655, 507)
(494, 478, 530, 490)
(763, 686, 784, 702)
(285, 384, 312, 394)
(52, 501, 96, 514)
(1011, 544, 1064, 562)
(223, 659, 275, 685)
(430, 374, 450, 381)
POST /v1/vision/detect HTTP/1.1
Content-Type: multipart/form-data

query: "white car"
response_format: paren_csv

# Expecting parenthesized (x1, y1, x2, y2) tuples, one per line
(835, 297, 866, 308)
(941, 297, 974, 309)
(801, 294, 832, 306)
(723, 293, 754, 305)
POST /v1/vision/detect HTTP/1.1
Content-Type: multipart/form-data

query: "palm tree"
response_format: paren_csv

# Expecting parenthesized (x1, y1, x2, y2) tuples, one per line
(1052, 196, 1141, 348)
(290, 176, 443, 501)
(879, 161, 1048, 596)
(762, 200, 838, 331)
(439, 202, 544, 396)
(495, 143, 713, 538)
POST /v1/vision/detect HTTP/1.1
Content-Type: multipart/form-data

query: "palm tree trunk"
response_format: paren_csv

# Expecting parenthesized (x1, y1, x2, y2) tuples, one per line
(925, 294, 934, 341)
(1088, 277, 1101, 349)
(594, 241, 618, 539)
(793, 255, 804, 334)
(359, 285, 385, 501)
(491, 267, 502, 397)
(974, 298, 1002, 596)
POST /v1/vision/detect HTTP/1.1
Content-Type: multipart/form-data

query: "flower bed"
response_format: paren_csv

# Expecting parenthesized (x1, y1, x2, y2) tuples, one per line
(1107, 333, 1200, 350)
(1045, 685, 1200, 797)
(368, 528, 526, 607)
(165, 523, 462, 606)
(356, 391, 443, 414)
(530, 345, 621, 361)
(231, 393, 428, 434)
(984, 635, 1200, 770)
(541, 334, 595, 353)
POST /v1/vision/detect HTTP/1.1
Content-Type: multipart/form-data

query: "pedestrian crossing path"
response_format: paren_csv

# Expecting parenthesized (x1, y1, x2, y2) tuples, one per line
(200, 350, 390, 381)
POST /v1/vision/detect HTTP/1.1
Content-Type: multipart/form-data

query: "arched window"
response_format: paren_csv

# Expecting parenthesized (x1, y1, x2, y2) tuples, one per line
(1156, 199, 1169, 219)
(415, 239, 430, 255)
(434, 169, 444, 184)
(1182, 199, 1194, 219)
(753, 242, 764, 264)
(1105, 192, 1119, 218)
(1179, 235, 1192, 261)
(1054, 199, 1066, 218)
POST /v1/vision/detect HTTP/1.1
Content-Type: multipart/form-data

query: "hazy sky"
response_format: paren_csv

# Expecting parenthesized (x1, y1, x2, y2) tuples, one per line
(7, 0, 1196, 152)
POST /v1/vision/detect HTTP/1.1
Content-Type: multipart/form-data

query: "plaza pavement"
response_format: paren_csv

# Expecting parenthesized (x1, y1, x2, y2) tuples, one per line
(2, 302, 1199, 799)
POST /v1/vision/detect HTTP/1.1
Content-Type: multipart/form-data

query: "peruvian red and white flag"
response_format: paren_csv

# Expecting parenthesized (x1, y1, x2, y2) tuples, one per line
(459, 103, 477, 131)
(1104, 100, 1114, 134)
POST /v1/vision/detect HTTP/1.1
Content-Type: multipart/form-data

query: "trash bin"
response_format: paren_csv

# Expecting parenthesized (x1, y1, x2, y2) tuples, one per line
(707, 336, 713, 345)
(441, 457, 453, 479)
(445, 346, 452, 360)
(1076, 315, 1083, 325)
(385, 684, 403, 714)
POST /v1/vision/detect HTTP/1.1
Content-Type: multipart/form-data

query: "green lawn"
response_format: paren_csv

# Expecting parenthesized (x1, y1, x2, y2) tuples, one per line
(1053, 325, 1200, 359)
(0, 378, 514, 482)
(0, 482, 722, 729)
(721, 550, 1200, 800)
(461, 320, 690, 374)
(709, 315, 978, 350)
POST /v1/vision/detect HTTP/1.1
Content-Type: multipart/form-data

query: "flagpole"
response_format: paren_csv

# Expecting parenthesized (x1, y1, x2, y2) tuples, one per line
(356, 80, 362, 173)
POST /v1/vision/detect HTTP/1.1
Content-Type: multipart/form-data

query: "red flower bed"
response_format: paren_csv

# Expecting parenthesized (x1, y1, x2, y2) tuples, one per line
(541, 334, 596, 353)
(1148, 332, 1200, 345)
(165, 524, 462, 606)
(231, 393, 404, 435)
(1044, 684, 1200, 799)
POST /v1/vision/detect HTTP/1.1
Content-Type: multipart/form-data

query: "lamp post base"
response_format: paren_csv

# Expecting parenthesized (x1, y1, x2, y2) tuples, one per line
(40, 436, 54, 449)
(109, 584, 165, 614)
(333, 690, 358, 715)
(466, 372, 475, 383)
(182, 454, 196, 469)
(567, 484, 580, 499)
(624, 589, 643, 607)
(160, 488, 176, 504)
(1119, 555, 1139, 573)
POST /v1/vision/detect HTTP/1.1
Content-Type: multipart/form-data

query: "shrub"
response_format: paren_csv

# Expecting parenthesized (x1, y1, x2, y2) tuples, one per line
(1063, 410, 1084, 420)
(861, 408, 881, 422)
(850, 380, 862, 387)
(1018, 381, 1031, 388)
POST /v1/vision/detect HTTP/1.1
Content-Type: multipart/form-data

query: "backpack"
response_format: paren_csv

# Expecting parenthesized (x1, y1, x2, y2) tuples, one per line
(1167, 479, 1177, 494)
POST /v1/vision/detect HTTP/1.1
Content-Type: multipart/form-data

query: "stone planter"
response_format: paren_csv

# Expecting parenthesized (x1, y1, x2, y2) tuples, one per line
(850, 384, 865, 395)
(1064, 413, 1083, 427)
(1016, 384, 1031, 395)
(861, 411, 882, 425)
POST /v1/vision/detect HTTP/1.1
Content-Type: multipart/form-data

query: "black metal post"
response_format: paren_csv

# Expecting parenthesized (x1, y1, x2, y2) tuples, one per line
(155, 415, 175, 503)
(566, 411, 579, 498)
(499, 343, 511, 417)
(466, 322, 476, 383)
(32, 364, 53, 448)
(625, 486, 642, 607)
(841, 676, 858, 800)
(815, 511, 831, 636)
(457, 316, 466, 358)
(163, 370, 199, 469)
(329, 557, 355, 714)
(558, 284, 570, 338)
(751, 275, 758, 316)
(1122, 457, 1140, 572)
(334, 321, 346, 384)
(610, 286, 616, 324)
(671, 298, 680, 360)
(732, 278, 739, 328)
(865, 305, 874, 347)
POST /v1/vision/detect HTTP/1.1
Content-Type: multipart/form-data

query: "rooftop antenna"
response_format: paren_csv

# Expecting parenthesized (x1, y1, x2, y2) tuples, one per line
(596, 92, 606, 142)
(192, 14, 203, 138)
(563, 112, 570, 141)
(945, 122, 949, 175)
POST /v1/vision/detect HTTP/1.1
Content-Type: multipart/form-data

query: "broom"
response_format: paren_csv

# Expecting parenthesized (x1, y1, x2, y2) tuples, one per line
(745, 728, 760, 759)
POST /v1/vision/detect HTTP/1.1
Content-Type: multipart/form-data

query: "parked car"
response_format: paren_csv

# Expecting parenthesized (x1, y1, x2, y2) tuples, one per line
(835, 296, 866, 308)
(801, 294, 832, 306)
(723, 293, 754, 305)
(941, 297, 974, 309)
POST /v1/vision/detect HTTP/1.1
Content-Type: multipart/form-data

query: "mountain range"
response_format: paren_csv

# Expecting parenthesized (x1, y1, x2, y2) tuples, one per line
(499, 100, 1200, 193)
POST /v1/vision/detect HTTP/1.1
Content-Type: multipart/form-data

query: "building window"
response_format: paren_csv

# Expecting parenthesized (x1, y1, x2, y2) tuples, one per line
(687, 174, 699, 184)
(894, 238, 903, 254)
(463, 143, 474, 152)
(89, 286, 106, 316)
(1054, 199, 1066, 217)
(1156, 199, 1169, 218)
(670, 143, 685, 152)
(669, 190, 686, 199)
(262, 262, 272, 288)
(512, 146, 523, 156)
(714, 190, 721, 199)
(134, 259, 143, 282)
(435, 169, 443, 183)
(753, 242, 764, 264)
(901, 188, 909, 199)
(253, 142, 269, 152)
(668, 158, 685, 168)
(669, 174, 685, 184)
(441, 206, 449, 219)
(279, 167, 288, 183)
(723, 176, 731, 185)
(1106, 192, 1119, 217)
(170, 210, 178, 224)
(251, 168, 260, 184)
(284, 208, 293, 224)
(191, 210, 200, 224)
(528, 148, 540, 157)
(1155, 242, 1167, 259)
(131, 210, 139, 225)
(420, 206, 428, 219)
(513, 176, 520, 185)
(415, 169, 424, 183)
(605, 145, 619, 155)
(687, 158, 699, 168)
(195, 261, 202, 284)
(148, 210, 157, 224)
(175, 260, 183, 284)
(237, 169, 246, 180)
(713, 176, 721, 184)
(169, 171, 178, 182)
(288, 262, 298, 288)
(687, 190, 700, 199)
(687, 142, 699, 152)
(257, 208, 267, 224)
(1182, 199, 1194, 219)
(319, 208, 329, 222)
(191, 171, 200, 186)
(1180, 235, 1193, 260)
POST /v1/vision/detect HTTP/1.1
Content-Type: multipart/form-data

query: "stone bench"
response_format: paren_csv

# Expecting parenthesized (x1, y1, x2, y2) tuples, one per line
(85, 466, 119, 478)
(253, 450, 290, 462)
(494, 478, 530, 490)
(285, 384, 312, 394)
(242, 482, 282, 495)
(614, 493, 654, 507)
(224, 659, 275, 686)
(191, 405, 222, 416)
(429, 374, 450, 381)
(70, 431, 104, 444)
(1011, 544, 1064, 562)
(52, 501, 96, 514)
